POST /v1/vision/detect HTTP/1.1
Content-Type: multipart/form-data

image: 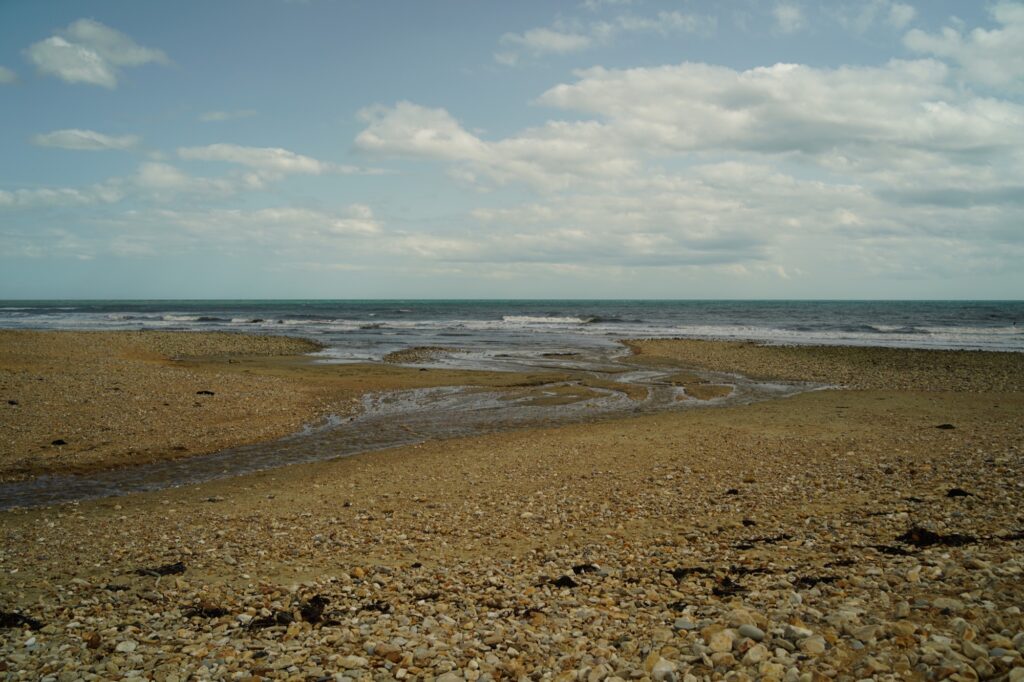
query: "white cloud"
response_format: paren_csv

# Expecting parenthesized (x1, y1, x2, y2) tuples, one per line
(500, 27, 593, 57)
(352, 43, 1024, 281)
(496, 11, 713, 64)
(537, 59, 1023, 156)
(32, 128, 140, 151)
(356, 102, 636, 189)
(199, 110, 258, 122)
(128, 205, 382, 247)
(904, 2, 1024, 89)
(887, 3, 916, 29)
(177, 143, 336, 175)
(0, 66, 16, 84)
(356, 103, 489, 161)
(773, 3, 806, 34)
(834, 1, 916, 33)
(176, 143, 372, 177)
(24, 18, 168, 88)
(0, 184, 123, 209)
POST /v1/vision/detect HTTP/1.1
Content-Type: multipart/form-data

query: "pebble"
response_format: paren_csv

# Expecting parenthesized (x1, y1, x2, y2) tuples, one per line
(738, 624, 765, 641)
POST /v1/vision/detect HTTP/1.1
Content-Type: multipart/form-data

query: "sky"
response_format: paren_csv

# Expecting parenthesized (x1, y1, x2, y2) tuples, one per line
(0, 1, 1022, 300)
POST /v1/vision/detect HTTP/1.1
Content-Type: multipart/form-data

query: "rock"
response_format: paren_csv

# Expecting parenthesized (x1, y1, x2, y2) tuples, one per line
(963, 640, 988, 659)
(338, 655, 368, 669)
(650, 658, 677, 682)
(572, 563, 599, 574)
(933, 597, 965, 613)
(51, 439, 67, 446)
(115, 640, 137, 653)
(785, 625, 814, 641)
(708, 629, 737, 653)
(1007, 668, 1024, 682)
(897, 526, 976, 548)
(742, 644, 768, 664)
(134, 561, 186, 576)
(674, 618, 696, 632)
(947, 488, 972, 497)
(799, 636, 827, 655)
(0, 612, 43, 630)
(739, 624, 765, 642)
(196, 390, 215, 396)
(436, 673, 463, 682)
(551, 575, 578, 588)
(935, 423, 956, 429)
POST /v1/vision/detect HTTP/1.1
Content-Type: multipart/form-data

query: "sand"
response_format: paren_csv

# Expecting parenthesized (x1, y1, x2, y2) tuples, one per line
(0, 331, 581, 481)
(1, 332, 1023, 680)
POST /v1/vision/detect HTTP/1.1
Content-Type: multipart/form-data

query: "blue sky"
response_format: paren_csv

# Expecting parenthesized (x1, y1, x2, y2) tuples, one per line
(1, 1, 1022, 299)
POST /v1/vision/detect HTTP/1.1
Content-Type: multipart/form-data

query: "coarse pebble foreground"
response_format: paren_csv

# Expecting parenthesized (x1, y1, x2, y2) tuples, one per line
(1, 337, 1024, 682)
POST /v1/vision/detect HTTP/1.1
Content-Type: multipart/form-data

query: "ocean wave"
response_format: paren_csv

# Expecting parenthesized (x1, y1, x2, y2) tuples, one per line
(502, 315, 590, 325)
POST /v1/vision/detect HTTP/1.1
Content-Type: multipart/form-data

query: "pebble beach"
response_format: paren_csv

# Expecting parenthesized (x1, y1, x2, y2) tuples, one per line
(1, 330, 1023, 681)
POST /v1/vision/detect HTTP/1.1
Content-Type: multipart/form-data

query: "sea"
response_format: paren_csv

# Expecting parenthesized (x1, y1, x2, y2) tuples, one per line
(0, 300, 1022, 364)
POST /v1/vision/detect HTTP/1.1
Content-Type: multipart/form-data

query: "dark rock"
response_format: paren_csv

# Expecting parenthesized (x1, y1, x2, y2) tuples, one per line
(104, 584, 130, 591)
(250, 319, 264, 323)
(794, 575, 838, 589)
(0, 612, 42, 630)
(669, 566, 710, 580)
(183, 605, 229, 618)
(414, 591, 441, 602)
(870, 544, 913, 556)
(299, 595, 329, 623)
(134, 561, 186, 577)
(196, 390, 215, 396)
(897, 526, 976, 548)
(742, 518, 757, 527)
(249, 611, 293, 629)
(51, 439, 67, 446)
(712, 576, 745, 597)
(360, 601, 391, 613)
(551, 575, 578, 588)
(572, 563, 599, 574)
(935, 423, 956, 430)
(946, 488, 972, 497)
(410, 562, 423, 569)
(726, 488, 740, 495)
(6, 400, 17, 405)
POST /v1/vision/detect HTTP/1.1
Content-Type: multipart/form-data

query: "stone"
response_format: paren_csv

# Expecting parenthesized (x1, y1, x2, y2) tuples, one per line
(743, 644, 769, 665)
(963, 640, 987, 659)
(436, 673, 463, 682)
(338, 655, 368, 669)
(785, 625, 813, 641)
(650, 658, 677, 682)
(674, 618, 697, 631)
(115, 640, 137, 653)
(799, 636, 826, 655)
(739, 624, 765, 642)
(708, 629, 737, 653)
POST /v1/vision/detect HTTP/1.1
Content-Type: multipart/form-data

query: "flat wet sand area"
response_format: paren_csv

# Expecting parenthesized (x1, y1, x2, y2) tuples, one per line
(0, 337, 813, 509)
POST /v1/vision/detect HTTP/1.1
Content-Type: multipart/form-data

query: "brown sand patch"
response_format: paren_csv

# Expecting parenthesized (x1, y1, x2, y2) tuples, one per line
(0, 331, 567, 480)
(627, 338, 1024, 391)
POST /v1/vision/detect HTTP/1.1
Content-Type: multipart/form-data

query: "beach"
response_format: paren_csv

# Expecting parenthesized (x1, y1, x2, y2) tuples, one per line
(1, 331, 1023, 680)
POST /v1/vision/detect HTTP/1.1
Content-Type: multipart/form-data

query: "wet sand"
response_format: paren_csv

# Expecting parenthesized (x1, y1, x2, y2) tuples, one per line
(0, 331, 581, 482)
(1, 333, 1023, 680)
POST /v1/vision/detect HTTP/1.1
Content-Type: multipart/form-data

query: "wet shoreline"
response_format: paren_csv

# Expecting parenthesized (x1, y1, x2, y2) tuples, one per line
(0, 345, 819, 509)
